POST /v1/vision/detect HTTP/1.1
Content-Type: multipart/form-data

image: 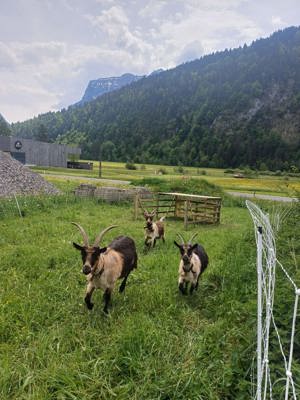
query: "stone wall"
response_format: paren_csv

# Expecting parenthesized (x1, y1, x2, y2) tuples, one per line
(74, 184, 150, 203)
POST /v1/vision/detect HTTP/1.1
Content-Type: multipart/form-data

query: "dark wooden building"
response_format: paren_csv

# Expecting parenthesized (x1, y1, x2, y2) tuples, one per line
(0, 136, 81, 167)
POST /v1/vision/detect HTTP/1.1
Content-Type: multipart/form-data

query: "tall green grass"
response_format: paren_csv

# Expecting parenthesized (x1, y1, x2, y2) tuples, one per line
(0, 195, 299, 399)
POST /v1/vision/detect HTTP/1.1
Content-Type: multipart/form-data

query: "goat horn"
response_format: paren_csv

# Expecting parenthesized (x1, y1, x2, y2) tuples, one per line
(71, 222, 89, 247)
(188, 233, 198, 244)
(176, 233, 185, 245)
(138, 198, 148, 214)
(93, 225, 118, 247)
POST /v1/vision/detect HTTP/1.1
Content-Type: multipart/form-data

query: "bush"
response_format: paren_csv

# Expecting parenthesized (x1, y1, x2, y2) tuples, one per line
(174, 166, 185, 174)
(157, 168, 167, 175)
(131, 177, 224, 197)
(125, 162, 137, 170)
(140, 164, 146, 170)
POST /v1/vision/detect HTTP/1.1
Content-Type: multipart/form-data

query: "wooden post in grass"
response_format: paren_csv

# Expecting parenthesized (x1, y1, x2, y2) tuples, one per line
(98, 145, 102, 178)
(134, 193, 139, 220)
(184, 200, 188, 230)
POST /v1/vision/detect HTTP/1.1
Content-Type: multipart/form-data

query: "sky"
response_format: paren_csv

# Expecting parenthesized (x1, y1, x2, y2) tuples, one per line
(0, 0, 299, 123)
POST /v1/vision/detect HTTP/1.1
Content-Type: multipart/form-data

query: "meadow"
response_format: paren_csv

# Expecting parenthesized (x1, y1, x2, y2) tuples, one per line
(31, 161, 300, 197)
(0, 179, 299, 399)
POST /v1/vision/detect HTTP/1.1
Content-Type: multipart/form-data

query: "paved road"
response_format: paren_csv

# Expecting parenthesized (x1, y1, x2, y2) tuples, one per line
(227, 191, 298, 202)
(41, 172, 131, 186)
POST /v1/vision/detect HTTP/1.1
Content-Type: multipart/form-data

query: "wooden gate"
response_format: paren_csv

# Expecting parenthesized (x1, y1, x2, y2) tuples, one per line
(134, 191, 221, 229)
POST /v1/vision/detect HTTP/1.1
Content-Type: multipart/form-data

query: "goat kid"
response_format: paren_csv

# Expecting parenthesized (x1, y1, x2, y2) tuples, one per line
(142, 209, 165, 248)
(72, 223, 137, 314)
(174, 233, 208, 295)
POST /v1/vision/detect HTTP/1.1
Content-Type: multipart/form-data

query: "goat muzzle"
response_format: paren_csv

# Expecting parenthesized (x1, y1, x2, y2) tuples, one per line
(182, 254, 189, 263)
(82, 264, 92, 275)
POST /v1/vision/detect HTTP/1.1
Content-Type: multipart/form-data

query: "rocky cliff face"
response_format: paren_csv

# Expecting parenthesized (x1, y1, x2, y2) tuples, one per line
(78, 73, 144, 104)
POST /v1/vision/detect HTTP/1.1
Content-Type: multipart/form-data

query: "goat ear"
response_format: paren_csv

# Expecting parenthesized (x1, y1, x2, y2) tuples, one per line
(191, 243, 198, 251)
(73, 242, 83, 251)
(99, 247, 107, 254)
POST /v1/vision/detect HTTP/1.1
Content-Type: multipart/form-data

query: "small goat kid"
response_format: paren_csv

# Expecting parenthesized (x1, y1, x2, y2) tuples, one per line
(72, 223, 137, 314)
(174, 233, 208, 295)
(141, 206, 165, 248)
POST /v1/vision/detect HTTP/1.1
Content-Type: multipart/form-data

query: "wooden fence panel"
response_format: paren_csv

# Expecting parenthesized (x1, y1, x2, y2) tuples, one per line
(134, 192, 221, 228)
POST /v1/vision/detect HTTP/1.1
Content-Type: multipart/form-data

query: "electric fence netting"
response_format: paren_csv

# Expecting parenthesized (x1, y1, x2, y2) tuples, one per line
(246, 200, 299, 400)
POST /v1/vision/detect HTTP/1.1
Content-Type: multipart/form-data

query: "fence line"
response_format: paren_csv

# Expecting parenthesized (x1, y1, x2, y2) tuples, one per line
(246, 200, 299, 400)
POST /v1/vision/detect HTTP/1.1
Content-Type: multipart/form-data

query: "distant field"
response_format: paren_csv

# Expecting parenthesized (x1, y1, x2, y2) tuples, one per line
(31, 161, 300, 197)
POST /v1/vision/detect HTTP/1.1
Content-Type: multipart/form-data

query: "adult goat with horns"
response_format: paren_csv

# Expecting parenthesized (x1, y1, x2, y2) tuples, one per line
(72, 223, 137, 314)
(174, 233, 209, 295)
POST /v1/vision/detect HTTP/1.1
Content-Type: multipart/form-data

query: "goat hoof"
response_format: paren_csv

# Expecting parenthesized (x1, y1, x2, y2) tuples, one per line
(86, 302, 94, 310)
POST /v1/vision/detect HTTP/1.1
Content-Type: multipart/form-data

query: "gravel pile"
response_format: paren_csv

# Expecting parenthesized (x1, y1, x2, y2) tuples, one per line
(0, 151, 61, 197)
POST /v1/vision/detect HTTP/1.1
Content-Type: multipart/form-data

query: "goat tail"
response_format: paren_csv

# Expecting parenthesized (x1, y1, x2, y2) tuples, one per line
(159, 216, 166, 222)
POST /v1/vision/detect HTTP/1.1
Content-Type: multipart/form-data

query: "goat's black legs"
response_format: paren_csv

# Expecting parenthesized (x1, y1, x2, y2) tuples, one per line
(85, 284, 95, 310)
(190, 283, 196, 294)
(119, 274, 129, 293)
(179, 281, 188, 295)
(103, 288, 112, 314)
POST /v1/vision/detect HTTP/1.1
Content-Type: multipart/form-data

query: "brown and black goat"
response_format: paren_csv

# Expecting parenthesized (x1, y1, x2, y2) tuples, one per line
(174, 233, 208, 295)
(139, 201, 165, 248)
(72, 223, 137, 314)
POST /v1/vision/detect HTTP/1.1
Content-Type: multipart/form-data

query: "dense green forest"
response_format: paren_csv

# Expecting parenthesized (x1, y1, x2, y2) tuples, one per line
(0, 114, 11, 136)
(11, 27, 300, 170)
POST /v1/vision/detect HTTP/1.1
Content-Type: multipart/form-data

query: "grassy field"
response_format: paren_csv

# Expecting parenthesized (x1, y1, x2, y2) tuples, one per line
(31, 161, 300, 197)
(0, 181, 299, 399)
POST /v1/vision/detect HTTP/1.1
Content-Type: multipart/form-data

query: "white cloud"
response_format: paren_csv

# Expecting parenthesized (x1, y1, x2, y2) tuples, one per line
(271, 16, 285, 27)
(0, 42, 18, 69)
(177, 40, 205, 64)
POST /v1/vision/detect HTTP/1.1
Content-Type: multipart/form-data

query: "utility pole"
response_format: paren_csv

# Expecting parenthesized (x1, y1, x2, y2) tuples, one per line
(98, 145, 102, 178)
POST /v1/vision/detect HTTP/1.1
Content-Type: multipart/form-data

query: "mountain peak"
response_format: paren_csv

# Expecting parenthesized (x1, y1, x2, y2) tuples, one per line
(78, 73, 145, 105)
(77, 69, 164, 105)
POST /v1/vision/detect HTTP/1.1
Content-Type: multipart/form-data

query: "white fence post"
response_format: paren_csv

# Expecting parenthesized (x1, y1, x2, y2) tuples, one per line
(285, 289, 300, 400)
(257, 226, 263, 400)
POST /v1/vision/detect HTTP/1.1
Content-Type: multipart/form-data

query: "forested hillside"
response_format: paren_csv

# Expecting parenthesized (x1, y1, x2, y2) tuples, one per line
(11, 27, 300, 170)
(0, 114, 11, 136)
